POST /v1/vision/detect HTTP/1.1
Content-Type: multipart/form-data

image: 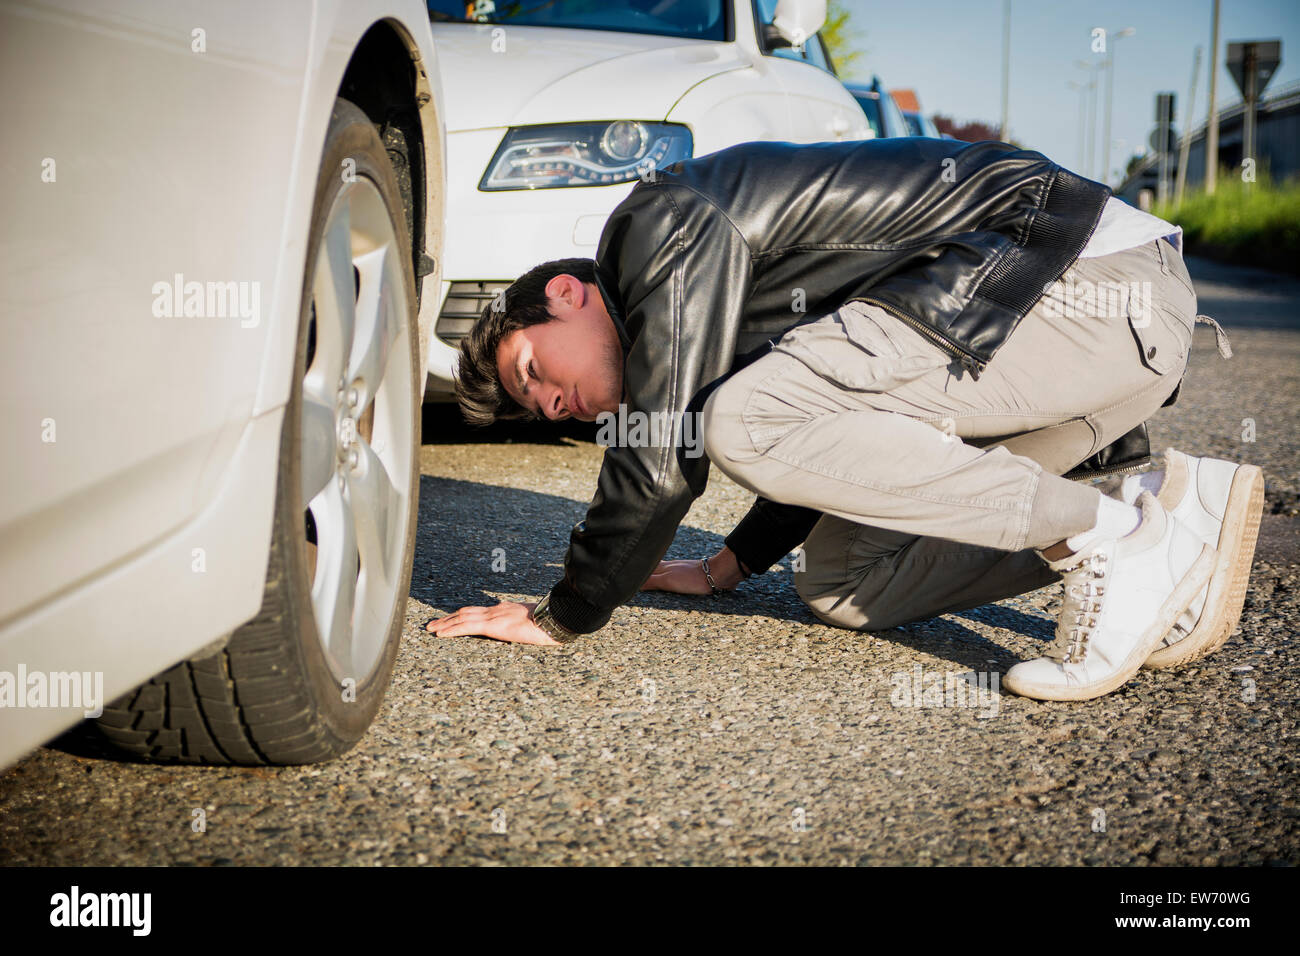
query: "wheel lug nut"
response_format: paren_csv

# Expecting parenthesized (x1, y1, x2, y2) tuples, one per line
(347, 449, 358, 468)
(348, 388, 359, 407)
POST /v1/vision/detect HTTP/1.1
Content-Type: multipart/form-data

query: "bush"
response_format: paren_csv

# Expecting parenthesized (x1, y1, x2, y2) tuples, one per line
(1154, 172, 1300, 275)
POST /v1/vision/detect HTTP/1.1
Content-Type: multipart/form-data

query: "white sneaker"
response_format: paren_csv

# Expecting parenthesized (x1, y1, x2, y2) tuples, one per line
(1143, 449, 1265, 669)
(1004, 491, 1214, 701)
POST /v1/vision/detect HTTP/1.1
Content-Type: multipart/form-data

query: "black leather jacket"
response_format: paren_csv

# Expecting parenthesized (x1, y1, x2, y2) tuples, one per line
(544, 138, 1143, 635)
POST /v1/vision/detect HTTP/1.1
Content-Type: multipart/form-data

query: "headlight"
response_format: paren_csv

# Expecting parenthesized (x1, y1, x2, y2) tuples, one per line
(479, 121, 693, 191)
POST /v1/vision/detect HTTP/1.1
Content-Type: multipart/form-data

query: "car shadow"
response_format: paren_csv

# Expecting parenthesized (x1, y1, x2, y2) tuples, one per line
(421, 401, 600, 446)
(46, 461, 1049, 765)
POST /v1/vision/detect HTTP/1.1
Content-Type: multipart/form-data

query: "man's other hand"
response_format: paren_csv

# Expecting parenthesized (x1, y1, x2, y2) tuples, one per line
(641, 547, 747, 594)
(425, 601, 561, 646)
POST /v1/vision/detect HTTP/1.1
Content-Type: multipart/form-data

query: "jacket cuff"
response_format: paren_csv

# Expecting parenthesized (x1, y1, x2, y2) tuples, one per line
(545, 579, 613, 635)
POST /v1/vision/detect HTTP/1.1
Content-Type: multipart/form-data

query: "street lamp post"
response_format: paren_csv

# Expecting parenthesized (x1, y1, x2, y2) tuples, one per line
(1067, 80, 1088, 173)
(1101, 27, 1137, 186)
(1176, 47, 1203, 207)
(1000, 0, 1011, 141)
(1207, 0, 1221, 194)
(1075, 60, 1100, 179)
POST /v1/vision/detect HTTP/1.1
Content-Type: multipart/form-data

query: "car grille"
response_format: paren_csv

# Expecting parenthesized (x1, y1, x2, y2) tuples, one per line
(435, 281, 511, 345)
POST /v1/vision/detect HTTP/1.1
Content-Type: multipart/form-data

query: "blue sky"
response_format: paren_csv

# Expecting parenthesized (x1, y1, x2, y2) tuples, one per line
(835, 0, 1300, 183)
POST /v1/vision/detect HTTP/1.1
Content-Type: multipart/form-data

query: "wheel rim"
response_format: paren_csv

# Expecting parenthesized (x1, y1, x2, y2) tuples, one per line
(300, 176, 414, 685)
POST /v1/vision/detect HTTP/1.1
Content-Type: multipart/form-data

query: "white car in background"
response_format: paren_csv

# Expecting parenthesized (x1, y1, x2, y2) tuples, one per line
(0, 0, 447, 769)
(422, 0, 870, 398)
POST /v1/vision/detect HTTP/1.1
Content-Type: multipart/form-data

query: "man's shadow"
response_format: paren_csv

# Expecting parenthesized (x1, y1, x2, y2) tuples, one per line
(413, 472, 1054, 673)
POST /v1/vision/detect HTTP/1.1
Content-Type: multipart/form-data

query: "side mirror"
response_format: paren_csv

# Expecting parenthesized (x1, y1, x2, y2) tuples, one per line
(772, 0, 827, 49)
(761, 24, 792, 50)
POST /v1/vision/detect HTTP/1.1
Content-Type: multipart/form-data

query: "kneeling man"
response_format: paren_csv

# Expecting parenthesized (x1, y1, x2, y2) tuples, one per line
(429, 138, 1263, 702)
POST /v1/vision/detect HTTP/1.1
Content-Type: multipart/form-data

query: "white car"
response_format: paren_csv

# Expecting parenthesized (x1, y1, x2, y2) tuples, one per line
(0, 0, 447, 769)
(422, 0, 870, 398)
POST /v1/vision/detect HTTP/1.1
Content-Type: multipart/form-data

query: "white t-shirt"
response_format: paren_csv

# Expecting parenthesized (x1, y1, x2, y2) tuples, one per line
(1078, 196, 1182, 258)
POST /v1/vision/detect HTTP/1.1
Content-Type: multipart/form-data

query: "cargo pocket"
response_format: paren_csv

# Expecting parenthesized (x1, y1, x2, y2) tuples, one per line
(772, 302, 949, 392)
(1127, 285, 1189, 376)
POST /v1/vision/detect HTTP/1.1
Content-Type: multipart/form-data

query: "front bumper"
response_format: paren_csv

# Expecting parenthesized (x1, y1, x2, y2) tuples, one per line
(423, 279, 510, 400)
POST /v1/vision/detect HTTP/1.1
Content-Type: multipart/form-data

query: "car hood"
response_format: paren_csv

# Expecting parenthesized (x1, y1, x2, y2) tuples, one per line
(429, 23, 748, 131)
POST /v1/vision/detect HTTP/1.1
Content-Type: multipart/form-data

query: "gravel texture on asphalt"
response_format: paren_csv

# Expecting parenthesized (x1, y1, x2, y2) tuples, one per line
(1, 257, 1296, 866)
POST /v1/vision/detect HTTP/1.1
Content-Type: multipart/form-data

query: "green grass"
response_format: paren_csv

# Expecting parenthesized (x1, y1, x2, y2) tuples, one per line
(1154, 172, 1300, 274)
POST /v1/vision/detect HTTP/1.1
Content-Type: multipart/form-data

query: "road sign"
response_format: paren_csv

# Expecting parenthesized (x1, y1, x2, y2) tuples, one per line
(1149, 127, 1179, 153)
(1226, 40, 1282, 162)
(1227, 40, 1281, 100)
(1152, 92, 1177, 203)
(1155, 93, 1175, 123)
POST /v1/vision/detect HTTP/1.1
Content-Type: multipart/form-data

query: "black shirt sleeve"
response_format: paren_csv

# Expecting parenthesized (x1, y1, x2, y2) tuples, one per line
(724, 497, 822, 575)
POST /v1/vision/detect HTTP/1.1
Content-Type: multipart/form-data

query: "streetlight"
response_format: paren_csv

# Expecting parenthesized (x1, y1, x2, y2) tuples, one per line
(1067, 80, 1088, 172)
(1075, 60, 1101, 179)
(1207, 0, 1221, 194)
(1101, 27, 1137, 186)
(999, 0, 1011, 141)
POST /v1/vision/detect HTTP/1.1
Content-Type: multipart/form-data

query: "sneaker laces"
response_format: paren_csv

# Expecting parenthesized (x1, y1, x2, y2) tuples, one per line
(1045, 550, 1109, 664)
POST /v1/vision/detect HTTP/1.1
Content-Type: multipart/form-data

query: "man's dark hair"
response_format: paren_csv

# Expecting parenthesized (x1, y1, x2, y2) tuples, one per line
(455, 257, 598, 426)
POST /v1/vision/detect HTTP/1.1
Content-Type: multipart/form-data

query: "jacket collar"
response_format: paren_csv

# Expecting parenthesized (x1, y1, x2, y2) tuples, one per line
(594, 263, 632, 357)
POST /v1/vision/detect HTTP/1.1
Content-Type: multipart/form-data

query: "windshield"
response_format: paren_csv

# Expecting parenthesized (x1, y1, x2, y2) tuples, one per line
(880, 90, 909, 138)
(427, 1, 729, 41)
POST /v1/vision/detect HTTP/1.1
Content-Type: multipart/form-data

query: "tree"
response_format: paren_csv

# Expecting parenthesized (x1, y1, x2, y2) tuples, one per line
(821, 0, 865, 78)
(1124, 152, 1148, 178)
(932, 114, 1002, 142)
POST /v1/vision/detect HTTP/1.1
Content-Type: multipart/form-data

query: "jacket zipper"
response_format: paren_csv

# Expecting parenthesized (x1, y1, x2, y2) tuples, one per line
(1068, 458, 1156, 482)
(859, 297, 988, 378)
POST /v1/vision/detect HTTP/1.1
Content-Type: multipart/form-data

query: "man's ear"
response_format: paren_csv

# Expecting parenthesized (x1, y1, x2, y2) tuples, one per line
(544, 273, 585, 311)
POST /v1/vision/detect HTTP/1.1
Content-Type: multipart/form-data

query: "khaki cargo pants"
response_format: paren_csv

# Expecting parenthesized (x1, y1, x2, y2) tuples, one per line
(701, 238, 1198, 630)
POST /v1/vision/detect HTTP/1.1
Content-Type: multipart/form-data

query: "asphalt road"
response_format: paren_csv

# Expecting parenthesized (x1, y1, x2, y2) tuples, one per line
(1, 254, 1296, 866)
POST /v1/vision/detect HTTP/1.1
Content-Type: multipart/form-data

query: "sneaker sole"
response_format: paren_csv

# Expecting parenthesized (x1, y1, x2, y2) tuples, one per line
(1003, 543, 1215, 702)
(1143, 464, 1265, 669)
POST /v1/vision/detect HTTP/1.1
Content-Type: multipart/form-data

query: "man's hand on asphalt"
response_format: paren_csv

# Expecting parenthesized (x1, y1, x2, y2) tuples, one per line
(425, 601, 561, 646)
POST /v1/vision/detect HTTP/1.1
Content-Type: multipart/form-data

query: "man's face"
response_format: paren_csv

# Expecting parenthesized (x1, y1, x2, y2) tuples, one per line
(495, 274, 625, 422)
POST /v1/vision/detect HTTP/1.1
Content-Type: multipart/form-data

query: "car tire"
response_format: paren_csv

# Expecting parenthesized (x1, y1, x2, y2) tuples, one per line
(92, 98, 421, 764)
